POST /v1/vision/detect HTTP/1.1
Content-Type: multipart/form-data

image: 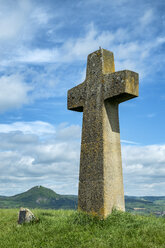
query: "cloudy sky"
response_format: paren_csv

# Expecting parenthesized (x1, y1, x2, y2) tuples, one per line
(0, 0, 165, 196)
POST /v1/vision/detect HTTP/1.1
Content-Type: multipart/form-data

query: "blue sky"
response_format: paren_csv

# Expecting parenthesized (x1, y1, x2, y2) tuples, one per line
(0, 0, 165, 196)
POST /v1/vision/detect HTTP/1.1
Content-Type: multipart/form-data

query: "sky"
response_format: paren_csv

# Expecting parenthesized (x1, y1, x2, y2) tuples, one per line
(0, 0, 165, 196)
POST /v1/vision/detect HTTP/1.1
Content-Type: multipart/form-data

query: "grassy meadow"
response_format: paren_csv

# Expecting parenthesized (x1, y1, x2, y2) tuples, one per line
(0, 209, 165, 248)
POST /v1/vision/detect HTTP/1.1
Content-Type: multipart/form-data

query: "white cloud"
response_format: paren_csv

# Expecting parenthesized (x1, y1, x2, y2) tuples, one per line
(17, 48, 59, 63)
(0, 0, 53, 68)
(0, 121, 164, 196)
(0, 122, 80, 196)
(0, 1, 163, 114)
(0, 0, 52, 43)
(122, 145, 165, 195)
(140, 9, 154, 27)
(0, 0, 32, 41)
(0, 121, 56, 135)
(15, 24, 114, 64)
(14, 19, 165, 82)
(0, 1, 164, 197)
(31, 7, 51, 25)
(56, 124, 81, 140)
(121, 140, 140, 145)
(0, 74, 31, 112)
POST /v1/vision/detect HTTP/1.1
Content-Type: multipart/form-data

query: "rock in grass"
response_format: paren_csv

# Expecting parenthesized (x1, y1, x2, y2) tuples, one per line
(18, 208, 35, 224)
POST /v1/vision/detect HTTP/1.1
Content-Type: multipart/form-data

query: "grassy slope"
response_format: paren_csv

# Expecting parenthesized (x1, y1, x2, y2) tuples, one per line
(0, 209, 165, 248)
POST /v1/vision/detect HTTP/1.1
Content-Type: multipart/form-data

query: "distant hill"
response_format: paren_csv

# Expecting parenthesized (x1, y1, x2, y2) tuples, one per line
(0, 186, 165, 216)
(125, 195, 165, 216)
(0, 186, 77, 209)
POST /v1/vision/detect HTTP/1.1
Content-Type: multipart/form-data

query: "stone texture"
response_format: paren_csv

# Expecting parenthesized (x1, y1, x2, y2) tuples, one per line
(18, 208, 35, 224)
(67, 48, 139, 218)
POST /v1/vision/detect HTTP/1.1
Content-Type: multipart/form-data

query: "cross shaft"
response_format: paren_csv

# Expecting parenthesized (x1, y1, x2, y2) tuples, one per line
(68, 48, 139, 218)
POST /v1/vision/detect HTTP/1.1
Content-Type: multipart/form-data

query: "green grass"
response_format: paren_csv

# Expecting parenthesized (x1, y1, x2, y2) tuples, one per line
(0, 209, 165, 248)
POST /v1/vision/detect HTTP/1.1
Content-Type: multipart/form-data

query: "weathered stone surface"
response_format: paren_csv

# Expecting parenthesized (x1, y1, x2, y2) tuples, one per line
(67, 48, 139, 218)
(18, 208, 35, 224)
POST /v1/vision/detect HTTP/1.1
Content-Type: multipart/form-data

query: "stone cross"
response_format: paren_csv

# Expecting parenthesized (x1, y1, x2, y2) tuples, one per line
(67, 48, 139, 218)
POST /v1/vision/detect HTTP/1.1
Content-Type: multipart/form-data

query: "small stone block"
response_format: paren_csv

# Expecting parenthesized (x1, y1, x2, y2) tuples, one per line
(18, 208, 35, 224)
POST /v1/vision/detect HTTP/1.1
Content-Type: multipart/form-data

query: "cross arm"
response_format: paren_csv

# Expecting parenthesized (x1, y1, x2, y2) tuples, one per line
(67, 82, 86, 112)
(103, 70, 139, 103)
